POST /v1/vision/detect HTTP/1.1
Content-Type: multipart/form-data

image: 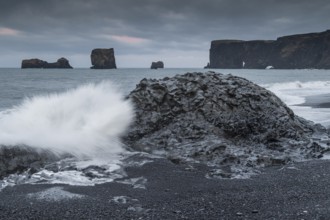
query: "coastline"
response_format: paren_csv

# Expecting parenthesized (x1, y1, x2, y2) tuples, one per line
(298, 93, 330, 108)
(2, 157, 330, 219)
(1, 71, 330, 219)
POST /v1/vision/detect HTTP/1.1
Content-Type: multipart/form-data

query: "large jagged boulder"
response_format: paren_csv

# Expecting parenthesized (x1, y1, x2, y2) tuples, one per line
(151, 61, 164, 69)
(21, 58, 73, 69)
(124, 72, 330, 177)
(90, 48, 117, 69)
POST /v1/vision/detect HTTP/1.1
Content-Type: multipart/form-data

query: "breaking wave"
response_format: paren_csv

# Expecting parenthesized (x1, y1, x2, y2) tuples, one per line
(263, 80, 330, 105)
(263, 80, 330, 127)
(0, 81, 134, 159)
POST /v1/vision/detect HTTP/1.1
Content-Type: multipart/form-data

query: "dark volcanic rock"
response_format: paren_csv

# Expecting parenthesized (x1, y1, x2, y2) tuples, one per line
(0, 146, 60, 178)
(150, 61, 164, 69)
(204, 62, 210, 69)
(90, 48, 117, 69)
(209, 30, 330, 69)
(45, 57, 73, 68)
(124, 72, 330, 177)
(21, 58, 73, 69)
(21, 59, 48, 69)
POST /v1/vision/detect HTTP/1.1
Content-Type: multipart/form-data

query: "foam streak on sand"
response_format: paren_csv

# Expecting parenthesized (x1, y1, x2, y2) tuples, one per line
(0, 81, 134, 159)
(263, 81, 330, 105)
(263, 80, 330, 127)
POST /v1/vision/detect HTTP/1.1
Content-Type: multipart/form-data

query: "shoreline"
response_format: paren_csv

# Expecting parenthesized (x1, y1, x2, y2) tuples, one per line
(2, 157, 330, 219)
(298, 93, 330, 108)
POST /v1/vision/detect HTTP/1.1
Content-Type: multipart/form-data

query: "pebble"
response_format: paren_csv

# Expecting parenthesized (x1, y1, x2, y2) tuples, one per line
(236, 212, 243, 216)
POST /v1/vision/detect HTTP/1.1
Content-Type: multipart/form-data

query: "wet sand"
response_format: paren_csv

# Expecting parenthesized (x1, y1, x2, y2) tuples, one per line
(1, 157, 330, 219)
(299, 93, 330, 108)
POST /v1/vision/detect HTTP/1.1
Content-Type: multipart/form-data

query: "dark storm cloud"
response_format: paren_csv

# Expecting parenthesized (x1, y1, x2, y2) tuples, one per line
(0, 0, 329, 67)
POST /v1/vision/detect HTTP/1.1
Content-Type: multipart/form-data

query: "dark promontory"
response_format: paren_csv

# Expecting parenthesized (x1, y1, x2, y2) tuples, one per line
(90, 48, 117, 69)
(209, 30, 330, 69)
(150, 61, 164, 69)
(124, 72, 330, 177)
(21, 57, 73, 69)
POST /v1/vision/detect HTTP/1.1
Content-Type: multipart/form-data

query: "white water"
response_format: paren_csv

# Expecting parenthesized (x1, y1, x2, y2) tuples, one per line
(0, 81, 136, 190)
(263, 80, 330, 127)
(263, 81, 330, 105)
(1, 69, 330, 189)
(0, 81, 134, 158)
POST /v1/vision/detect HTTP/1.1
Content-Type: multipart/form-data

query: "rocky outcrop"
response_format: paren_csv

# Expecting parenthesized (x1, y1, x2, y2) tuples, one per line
(151, 61, 164, 69)
(209, 30, 330, 69)
(46, 58, 73, 68)
(124, 72, 330, 177)
(204, 62, 210, 69)
(90, 48, 117, 69)
(21, 59, 47, 68)
(2, 72, 330, 180)
(0, 146, 60, 178)
(21, 58, 73, 69)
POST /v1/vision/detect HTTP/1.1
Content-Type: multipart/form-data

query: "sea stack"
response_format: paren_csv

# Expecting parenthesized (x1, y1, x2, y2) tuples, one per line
(90, 48, 117, 69)
(21, 57, 73, 69)
(208, 30, 330, 69)
(151, 61, 164, 69)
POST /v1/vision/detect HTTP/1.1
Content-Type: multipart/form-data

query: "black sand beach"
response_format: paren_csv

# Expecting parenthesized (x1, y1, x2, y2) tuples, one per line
(299, 93, 330, 108)
(1, 157, 330, 220)
(1, 72, 330, 219)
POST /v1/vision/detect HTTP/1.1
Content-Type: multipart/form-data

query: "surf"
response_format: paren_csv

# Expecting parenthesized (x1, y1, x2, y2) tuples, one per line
(263, 80, 330, 127)
(0, 81, 134, 159)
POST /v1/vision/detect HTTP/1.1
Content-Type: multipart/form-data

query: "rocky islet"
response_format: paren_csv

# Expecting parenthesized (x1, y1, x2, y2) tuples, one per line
(150, 61, 164, 69)
(90, 48, 117, 69)
(21, 58, 73, 69)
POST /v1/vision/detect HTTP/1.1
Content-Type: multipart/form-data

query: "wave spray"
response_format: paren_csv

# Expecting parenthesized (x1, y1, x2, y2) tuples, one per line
(0, 81, 134, 159)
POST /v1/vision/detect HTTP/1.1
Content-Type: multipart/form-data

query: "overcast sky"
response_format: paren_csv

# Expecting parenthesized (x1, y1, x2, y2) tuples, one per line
(0, 0, 329, 68)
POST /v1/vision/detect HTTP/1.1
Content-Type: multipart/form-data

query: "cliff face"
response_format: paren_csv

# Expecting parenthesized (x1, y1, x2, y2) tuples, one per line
(209, 30, 330, 69)
(21, 58, 73, 69)
(90, 48, 117, 69)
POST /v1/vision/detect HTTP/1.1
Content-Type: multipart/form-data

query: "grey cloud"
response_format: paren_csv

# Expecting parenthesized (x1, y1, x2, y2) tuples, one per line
(0, 0, 329, 67)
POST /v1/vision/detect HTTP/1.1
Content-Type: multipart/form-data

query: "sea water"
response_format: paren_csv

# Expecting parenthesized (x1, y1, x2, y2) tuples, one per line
(1, 68, 330, 188)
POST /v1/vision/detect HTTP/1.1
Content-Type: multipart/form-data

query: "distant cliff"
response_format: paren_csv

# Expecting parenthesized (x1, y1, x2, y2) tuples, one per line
(209, 30, 330, 69)
(21, 58, 73, 69)
(90, 48, 117, 69)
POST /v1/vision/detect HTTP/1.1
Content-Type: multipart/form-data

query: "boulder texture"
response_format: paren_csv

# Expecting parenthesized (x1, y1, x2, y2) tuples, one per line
(209, 30, 330, 69)
(125, 72, 330, 177)
(21, 58, 73, 69)
(151, 61, 164, 69)
(90, 48, 117, 69)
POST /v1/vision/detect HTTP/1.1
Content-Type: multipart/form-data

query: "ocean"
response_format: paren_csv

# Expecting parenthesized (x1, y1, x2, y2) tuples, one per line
(1, 68, 330, 124)
(1, 68, 330, 188)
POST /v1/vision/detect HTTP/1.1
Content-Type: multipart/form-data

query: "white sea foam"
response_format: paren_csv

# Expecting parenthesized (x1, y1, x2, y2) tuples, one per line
(0, 81, 134, 158)
(263, 81, 330, 127)
(263, 81, 330, 105)
(27, 187, 85, 201)
(0, 82, 134, 190)
(27, 158, 124, 186)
